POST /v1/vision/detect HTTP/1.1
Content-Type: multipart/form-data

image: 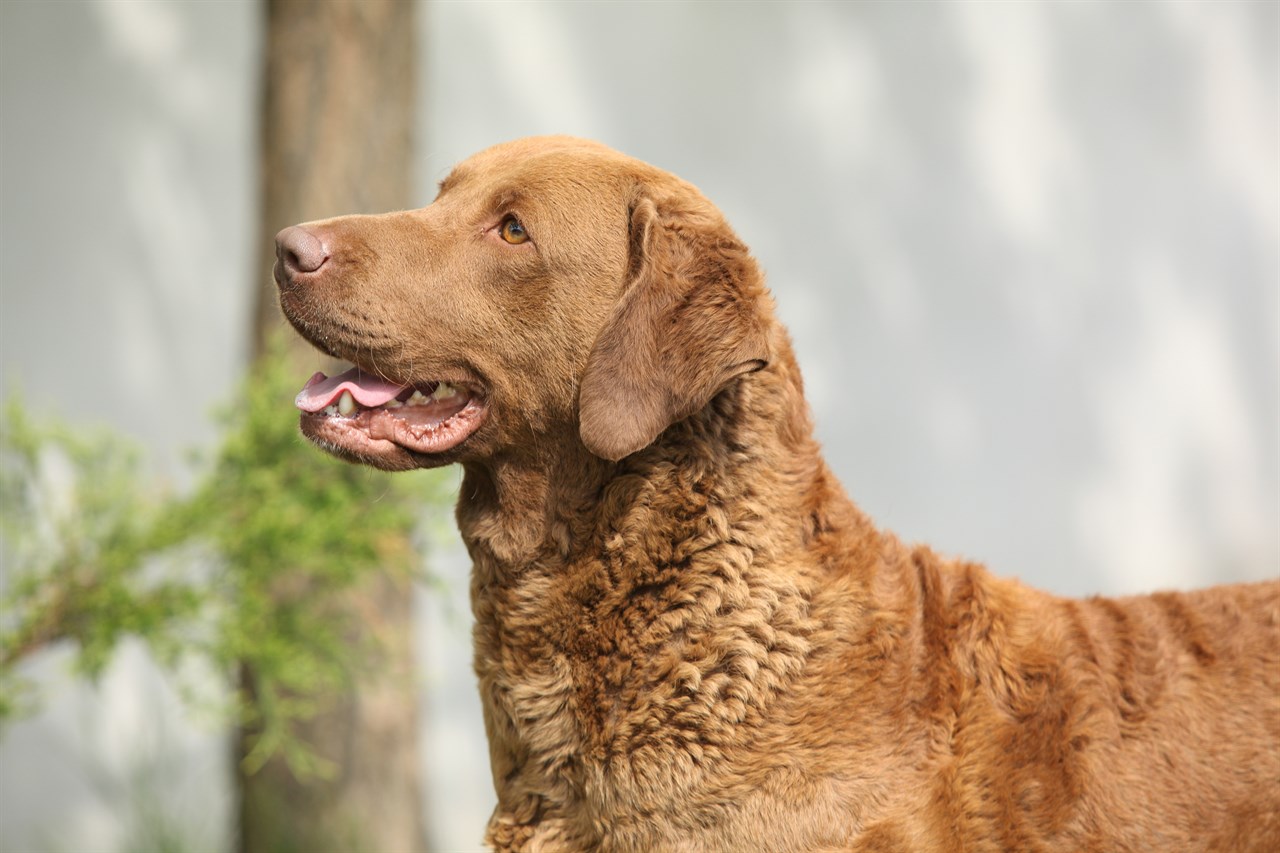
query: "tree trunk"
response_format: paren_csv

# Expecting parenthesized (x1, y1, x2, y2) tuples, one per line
(241, 1, 425, 851)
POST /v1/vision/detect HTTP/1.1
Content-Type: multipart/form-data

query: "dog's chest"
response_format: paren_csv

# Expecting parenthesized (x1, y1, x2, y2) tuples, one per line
(471, 535, 820, 835)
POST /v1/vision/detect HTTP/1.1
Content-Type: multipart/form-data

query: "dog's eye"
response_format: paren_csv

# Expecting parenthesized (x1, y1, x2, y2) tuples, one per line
(499, 216, 529, 245)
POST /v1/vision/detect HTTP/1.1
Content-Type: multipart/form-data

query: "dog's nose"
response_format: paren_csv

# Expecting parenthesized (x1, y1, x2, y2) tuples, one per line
(275, 225, 329, 280)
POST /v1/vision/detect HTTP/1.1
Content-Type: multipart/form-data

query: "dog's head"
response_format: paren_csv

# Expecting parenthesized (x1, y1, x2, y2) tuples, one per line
(275, 136, 771, 471)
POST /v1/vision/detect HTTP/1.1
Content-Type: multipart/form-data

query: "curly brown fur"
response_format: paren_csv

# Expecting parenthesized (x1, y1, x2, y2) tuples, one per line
(275, 136, 1280, 852)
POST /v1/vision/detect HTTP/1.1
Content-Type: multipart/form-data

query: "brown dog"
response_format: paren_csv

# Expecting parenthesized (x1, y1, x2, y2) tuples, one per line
(274, 136, 1279, 852)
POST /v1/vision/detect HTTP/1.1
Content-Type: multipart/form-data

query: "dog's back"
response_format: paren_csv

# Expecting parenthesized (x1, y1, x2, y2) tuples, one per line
(850, 556, 1280, 851)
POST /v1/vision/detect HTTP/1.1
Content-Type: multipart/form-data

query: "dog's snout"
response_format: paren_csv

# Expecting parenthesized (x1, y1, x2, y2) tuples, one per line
(275, 225, 330, 282)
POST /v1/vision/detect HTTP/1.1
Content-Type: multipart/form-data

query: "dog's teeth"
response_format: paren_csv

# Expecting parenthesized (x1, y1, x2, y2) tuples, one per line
(407, 390, 430, 405)
(323, 404, 339, 416)
(432, 383, 458, 400)
(337, 390, 356, 416)
(383, 398, 403, 408)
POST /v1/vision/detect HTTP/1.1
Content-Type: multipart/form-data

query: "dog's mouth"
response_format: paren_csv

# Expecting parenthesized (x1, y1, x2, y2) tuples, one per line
(294, 366, 487, 462)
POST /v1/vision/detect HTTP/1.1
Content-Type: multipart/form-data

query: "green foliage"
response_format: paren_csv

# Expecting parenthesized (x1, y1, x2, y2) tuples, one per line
(0, 344, 455, 777)
(172, 348, 451, 777)
(0, 396, 202, 706)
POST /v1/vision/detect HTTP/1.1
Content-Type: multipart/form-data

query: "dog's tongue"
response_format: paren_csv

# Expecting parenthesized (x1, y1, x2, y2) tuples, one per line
(295, 368, 410, 413)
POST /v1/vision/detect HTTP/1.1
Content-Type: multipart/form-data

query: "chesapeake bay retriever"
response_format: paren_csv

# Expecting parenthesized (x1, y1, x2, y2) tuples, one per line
(274, 136, 1280, 852)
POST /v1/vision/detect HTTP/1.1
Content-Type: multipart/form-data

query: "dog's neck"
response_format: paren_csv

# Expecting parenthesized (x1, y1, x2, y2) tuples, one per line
(456, 340, 891, 840)
(455, 342, 877, 581)
(456, 443, 614, 568)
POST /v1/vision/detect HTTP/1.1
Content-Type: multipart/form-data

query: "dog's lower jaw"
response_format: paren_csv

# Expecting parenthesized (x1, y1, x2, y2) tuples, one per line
(299, 426, 423, 471)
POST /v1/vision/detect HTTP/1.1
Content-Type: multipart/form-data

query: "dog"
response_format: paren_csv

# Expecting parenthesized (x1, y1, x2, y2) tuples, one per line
(274, 136, 1279, 852)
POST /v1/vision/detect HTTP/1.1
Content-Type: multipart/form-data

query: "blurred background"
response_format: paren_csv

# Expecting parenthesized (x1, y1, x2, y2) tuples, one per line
(0, 1, 1275, 851)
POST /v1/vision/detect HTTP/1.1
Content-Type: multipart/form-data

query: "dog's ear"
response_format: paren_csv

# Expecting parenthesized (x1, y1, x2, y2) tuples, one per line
(579, 195, 770, 461)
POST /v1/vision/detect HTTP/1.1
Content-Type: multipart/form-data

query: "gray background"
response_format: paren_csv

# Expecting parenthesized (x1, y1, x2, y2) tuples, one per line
(1, 1, 1276, 851)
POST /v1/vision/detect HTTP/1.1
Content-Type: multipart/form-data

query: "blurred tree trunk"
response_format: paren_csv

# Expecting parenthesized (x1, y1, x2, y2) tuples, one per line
(241, 1, 425, 851)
